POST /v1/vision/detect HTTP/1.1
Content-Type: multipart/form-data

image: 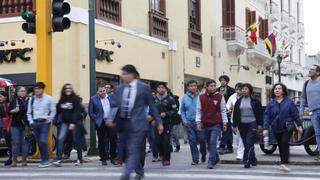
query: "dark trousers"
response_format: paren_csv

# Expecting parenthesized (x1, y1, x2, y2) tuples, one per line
(148, 123, 158, 158)
(3, 129, 12, 159)
(155, 124, 171, 161)
(274, 131, 291, 164)
(220, 122, 233, 149)
(96, 124, 117, 161)
(239, 122, 257, 166)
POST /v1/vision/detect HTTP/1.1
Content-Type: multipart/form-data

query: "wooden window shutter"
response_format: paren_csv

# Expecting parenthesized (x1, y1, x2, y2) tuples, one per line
(222, 0, 228, 26)
(196, 0, 201, 31)
(259, 17, 263, 38)
(250, 11, 256, 24)
(264, 19, 269, 39)
(159, 0, 166, 15)
(246, 8, 250, 28)
(230, 0, 235, 26)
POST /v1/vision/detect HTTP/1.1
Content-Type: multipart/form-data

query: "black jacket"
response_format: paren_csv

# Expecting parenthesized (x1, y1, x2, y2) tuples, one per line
(9, 97, 29, 127)
(232, 96, 263, 127)
(56, 95, 82, 124)
(218, 86, 235, 102)
(154, 93, 178, 125)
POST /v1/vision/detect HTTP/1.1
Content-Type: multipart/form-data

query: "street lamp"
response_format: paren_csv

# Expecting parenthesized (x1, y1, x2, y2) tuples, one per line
(277, 54, 282, 83)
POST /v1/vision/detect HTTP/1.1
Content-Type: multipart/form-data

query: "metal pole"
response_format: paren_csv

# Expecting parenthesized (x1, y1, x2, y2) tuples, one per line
(87, 0, 98, 155)
(277, 55, 282, 83)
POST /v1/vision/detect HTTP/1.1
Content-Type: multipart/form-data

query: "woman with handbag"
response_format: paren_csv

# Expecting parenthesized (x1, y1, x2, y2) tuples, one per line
(53, 84, 83, 167)
(264, 83, 303, 172)
(8, 86, 30, 167)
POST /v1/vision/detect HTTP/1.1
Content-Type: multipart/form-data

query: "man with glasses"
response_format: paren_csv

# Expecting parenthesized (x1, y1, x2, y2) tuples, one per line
(27, 82, 56, 168)
(300, 64, 320, 161)
(105, 83, 114, 95)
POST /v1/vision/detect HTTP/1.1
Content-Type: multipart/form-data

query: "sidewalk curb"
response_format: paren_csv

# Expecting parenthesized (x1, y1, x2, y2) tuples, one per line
(220, 160, 320, 166)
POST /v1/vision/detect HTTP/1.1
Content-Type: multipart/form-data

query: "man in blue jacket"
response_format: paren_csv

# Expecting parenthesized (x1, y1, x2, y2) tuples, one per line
(88, 85, 117, 166)
(180, 80, 206, 165)
(108, 64, 163, 180)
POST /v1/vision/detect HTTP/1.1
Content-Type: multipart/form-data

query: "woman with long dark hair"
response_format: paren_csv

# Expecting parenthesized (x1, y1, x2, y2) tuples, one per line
(9, 86, 29, 167)
(232, 83, 263, 168)
(53, 84, 83, 166)
(264, 83, 302, 171)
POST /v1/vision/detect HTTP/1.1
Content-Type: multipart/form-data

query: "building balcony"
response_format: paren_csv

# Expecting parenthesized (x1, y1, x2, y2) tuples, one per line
(247, 38, 274, 62)
(289, 16, 297, 34)
(188, 29, 202, 52)
(298, 22, 305, 40)
(221, 25, 247, 54)
(149, 11, 169, 41)
(281, 11, 289, 30)
(270, 1, 280, 23)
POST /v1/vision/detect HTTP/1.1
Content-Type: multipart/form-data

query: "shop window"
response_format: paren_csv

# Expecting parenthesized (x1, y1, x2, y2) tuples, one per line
(0, 0, 35, 18)
(222, 0, 235, 26)
(149, 0, 168, 41)
(189, 0, 202, 51)
(96, 0, 122, 25)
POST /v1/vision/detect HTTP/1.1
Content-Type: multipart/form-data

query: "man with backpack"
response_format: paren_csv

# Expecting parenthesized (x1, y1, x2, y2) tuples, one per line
(27, 82, 56, 168)
(300, 64, 320, 161)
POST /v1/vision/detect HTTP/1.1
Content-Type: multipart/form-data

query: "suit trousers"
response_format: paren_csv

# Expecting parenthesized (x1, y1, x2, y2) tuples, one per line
(96, 124, 117, 161)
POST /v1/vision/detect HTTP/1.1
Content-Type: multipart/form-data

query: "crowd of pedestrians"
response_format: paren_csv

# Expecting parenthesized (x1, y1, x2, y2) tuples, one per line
(0, 64, 320, 180)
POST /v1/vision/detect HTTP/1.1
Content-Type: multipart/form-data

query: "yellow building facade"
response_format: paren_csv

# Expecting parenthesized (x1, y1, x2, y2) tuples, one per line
(0, 0, 305, 105)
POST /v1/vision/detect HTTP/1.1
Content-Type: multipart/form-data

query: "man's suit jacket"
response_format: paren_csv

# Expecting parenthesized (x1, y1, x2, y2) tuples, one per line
(110, 81, 162, 132)
(88, 94, 113, 127)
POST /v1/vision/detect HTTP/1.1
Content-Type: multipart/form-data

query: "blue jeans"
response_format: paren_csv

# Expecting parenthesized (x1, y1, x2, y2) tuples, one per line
(11, 127, 29, 157)
(220, 122, 233, 149)
(311, 110, 320, 153)
(204, 124, 221, 165)
(239, 122, 257, 166)
(56, 123, 83, 161)
(32, 122, 50, 163)
(171, 124, 180, 147)
(186, 122, 206, 162)
(148, 123, 158, 158)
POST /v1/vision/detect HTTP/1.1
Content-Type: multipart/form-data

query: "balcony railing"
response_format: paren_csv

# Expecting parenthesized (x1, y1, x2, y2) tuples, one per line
(189, 29, 202, 51)
(281, 11, 289, 29)
(149, 11, 168, 41)
(270, 1, 280, 23)
(247, 38, 272, 60)
(221, 25, 246, 53)
(0, 0, 36, 18)
(289, 16, 297, 34)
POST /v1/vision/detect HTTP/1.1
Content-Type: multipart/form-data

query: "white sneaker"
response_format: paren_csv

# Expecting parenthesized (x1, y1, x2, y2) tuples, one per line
(53, 160, 62, 167)
(39, 162, 52, 168)
(279, 164, 291, 172)
(74, 160, 82, 166)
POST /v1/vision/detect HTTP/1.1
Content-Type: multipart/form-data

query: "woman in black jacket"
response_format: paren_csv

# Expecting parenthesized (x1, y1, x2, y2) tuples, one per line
(53, 84, 83, 166)
(9, 87, 29, 167)
(232, 83, 263, 168)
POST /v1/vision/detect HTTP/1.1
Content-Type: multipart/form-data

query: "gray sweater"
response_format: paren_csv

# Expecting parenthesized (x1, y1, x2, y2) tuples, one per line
(240, 96, 256, 124)
(300, 77, 320, 112)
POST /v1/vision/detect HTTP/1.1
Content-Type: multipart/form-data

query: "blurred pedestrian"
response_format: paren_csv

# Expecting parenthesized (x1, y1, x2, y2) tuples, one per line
(111, 64, 163, 180)
(9, 86, 29, 167)
(180, 80, 206, 165)
(53, 84, 84, 167)
(264, 83, 303, 172)
(218, 75, 235, 154)
(226, 83, 244, 160)
(0, 91, 12, 166)
(300, 64, 320, 160)
(169, 93, 181, 153)
(232, 83, 263, 168)
(196, 80, 228, 169)
(27, 82, 56, 168)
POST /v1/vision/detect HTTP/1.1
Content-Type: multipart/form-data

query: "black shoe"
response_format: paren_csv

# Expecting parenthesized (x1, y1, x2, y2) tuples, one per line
(174, 145, 180, 152)
(207, 163, 215, 169)
(218, 148, 224, 155)
(252, 159, 258, 166)
(244, 164, 251, 168)
(170, 145, 173, 152)
(201, 155, 206, 163)
(4, 159, 12, 166)
(134, 174, 145, 180)
(119, 175, 130, 180)
(191, 161, 199, 165)
(224, 148, 234, 154)
(101, 160, 108, 166)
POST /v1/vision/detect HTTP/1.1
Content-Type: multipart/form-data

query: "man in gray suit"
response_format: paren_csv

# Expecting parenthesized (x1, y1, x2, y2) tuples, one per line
(106, 64, 164, 180)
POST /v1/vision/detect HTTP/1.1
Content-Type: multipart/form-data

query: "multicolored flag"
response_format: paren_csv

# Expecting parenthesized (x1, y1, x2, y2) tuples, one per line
(246, 23, 258, 44)
(265, 33, 277, 57)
